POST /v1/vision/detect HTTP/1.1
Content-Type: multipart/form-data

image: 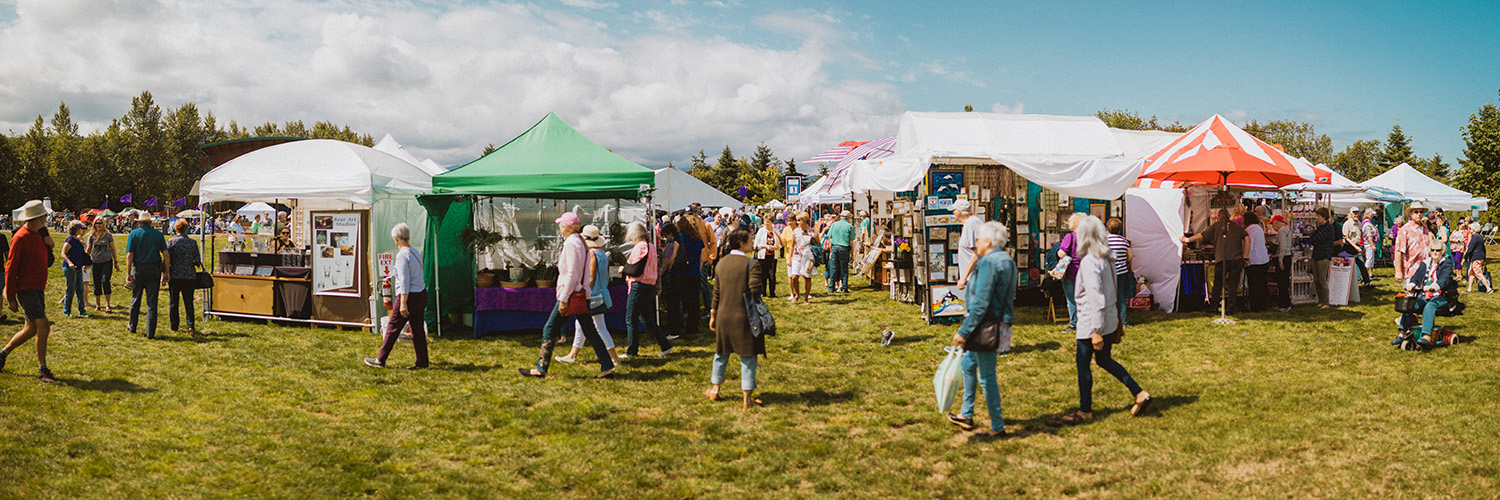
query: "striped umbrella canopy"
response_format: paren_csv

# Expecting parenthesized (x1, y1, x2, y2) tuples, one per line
(807, 140, 867, 162)
(813, 136, 897, 195)
(1136, 115, 1331, 189)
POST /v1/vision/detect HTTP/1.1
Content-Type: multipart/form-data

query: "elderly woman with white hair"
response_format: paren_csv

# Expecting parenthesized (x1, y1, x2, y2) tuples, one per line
(1062, 216, 1151, 423)
(364, 222, 429, 370)
(621, 221, 673, 358)
(946, 221, 1016, 437)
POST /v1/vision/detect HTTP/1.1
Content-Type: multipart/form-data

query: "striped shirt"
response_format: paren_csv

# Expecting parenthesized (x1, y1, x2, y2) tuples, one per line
(1107, 234, 1131, 276)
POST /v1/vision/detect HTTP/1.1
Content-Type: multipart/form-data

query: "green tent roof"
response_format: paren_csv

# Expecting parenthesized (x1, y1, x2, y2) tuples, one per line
(432, 113, 655, 198)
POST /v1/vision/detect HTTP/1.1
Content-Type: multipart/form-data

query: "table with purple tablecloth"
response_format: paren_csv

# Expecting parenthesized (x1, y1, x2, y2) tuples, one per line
(473, 285, 632, 338)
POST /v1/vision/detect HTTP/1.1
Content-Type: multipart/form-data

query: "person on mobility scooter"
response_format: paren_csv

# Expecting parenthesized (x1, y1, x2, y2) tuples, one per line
(1392, 239, 1464, 350)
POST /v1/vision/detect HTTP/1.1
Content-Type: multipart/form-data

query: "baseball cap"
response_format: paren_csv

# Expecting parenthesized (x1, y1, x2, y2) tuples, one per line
(950, 199, 972, 212)
(555, 212, 580, 226)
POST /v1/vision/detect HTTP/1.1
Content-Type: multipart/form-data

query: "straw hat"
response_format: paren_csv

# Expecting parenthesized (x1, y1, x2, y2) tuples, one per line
(136, 210, 153, 222)
(580, 224, 604, 248)
(13, 200, 51, 222)
(1406, 201, 1427, 215)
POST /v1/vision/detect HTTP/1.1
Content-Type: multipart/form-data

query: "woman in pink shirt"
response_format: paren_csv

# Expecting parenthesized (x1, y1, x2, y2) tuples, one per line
(622, 221, 672, 358)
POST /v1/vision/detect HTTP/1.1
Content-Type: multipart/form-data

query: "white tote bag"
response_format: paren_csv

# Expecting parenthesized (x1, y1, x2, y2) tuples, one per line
(932, 346, 964, 413)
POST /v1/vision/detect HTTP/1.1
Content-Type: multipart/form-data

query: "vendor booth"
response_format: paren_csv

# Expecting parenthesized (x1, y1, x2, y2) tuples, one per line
(421, 113, 655, 337)
(198, 139, 432, 329)
(652, 167, 741, 212)
(844, 112, 1147, 323)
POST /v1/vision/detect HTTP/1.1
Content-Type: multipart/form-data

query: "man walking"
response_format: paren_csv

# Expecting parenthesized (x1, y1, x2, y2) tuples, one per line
(126, 211, 171, 339)
(826, 211, 856, 293)
(1, 200, 59, 382)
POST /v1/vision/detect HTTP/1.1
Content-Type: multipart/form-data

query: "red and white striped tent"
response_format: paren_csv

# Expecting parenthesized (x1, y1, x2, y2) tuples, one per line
(808, 136, 897, 197)
(1134, 115, 1331, 189)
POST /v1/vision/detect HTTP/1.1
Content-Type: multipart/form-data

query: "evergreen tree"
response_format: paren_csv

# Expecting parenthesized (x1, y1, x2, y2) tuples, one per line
(706, 146, 741, 193)
(1412, 153, 1451, 182)
(122, 91, 167, 206)
(688, 150, 710, 178)
(48, 103, 86, 209)
(1453, 90, 1500, 223)
(0, 135, 23, 210)
(1378, 122, 1417, 169)
(750, 142, 774, 172)
(16, 115, 52, 208)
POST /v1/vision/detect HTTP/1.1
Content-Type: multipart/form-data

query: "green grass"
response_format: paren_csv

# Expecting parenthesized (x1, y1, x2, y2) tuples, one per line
(2, 233, 1498, 499)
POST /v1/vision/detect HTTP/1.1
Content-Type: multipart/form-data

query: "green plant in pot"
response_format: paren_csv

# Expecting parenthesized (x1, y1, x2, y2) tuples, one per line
(510, 265, 534, 284)
(535, 265, 559, 283)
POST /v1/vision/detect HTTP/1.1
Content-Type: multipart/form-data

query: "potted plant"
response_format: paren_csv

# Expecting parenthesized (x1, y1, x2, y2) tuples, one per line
(534, 265, 559, 288)
(503, 265, 534, 288)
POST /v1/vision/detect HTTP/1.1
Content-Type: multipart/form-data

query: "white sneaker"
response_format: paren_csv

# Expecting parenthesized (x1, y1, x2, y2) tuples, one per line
(658, 347, 674, 358)
(618, 353, 633, 359)
(666, 335, 680, 340)
(555, 355, 577, 363)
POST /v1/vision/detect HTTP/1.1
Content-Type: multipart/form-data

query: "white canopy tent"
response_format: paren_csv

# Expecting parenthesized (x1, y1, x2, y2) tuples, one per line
(651, 167, 742, 212)
(798, 176, 852, 206)
(1361, 162, 1488, 211)
(235, 201, 276, 221)
(374, 133, 448, 177)
(846, 112, 1145, 200)
(199, 139, 434, 327)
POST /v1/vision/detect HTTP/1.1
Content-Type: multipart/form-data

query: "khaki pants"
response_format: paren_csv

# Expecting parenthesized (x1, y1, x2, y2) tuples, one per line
(1314, 259, 1332, 305)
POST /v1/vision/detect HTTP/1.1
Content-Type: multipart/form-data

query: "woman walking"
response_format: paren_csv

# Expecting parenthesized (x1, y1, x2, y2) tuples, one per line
(165, 220, 203, 337)
(87, 217, 114, 312)
(787, 214, 815, 304)
(519, 213, 613, 379)
(1057, 213, 1086, 332)
(666, 217, 705, 339)
(365, 223, 429, 369)
(1061, 216, 1151, 423)
(61, 222, 90, 318)
(622, 221, 673, 358)
(946, 221, 1015, 437)
(557, 225, 621, 366)
(705, 229, 766, 409)
(1464, 220, 1493, 293)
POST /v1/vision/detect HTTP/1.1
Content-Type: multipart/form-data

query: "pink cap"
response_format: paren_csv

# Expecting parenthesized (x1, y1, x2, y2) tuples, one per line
(555, 212, 580, 226)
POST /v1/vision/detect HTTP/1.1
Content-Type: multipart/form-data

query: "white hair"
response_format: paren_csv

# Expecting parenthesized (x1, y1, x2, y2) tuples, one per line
(1066, 212, 1088, 231)
(1076, 216, 1113, 261)
(390, 222, 410, 241)
(976, 221, 1009, 249)
(626, 221, 648, 242)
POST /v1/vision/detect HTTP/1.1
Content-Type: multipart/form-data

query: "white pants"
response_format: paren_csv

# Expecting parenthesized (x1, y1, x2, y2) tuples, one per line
(1365, 245, 1376, 271)
(573, 314, 614, 349)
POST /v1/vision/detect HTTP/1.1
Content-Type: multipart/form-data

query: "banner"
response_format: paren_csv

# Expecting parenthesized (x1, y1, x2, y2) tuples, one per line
(145, 197, 158, 207)
(173, 197, 187, 207)
(786, 177, 801, 202)
(312, 212, 362, 296)
(120, 194, 132, 203)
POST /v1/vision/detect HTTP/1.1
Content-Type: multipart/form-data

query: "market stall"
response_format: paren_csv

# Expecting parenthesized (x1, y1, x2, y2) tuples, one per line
(651, 167, 741, 212)
(844, 111, 1147, 323)
(421, 113, 655, 337)
(198, 139, 432, 329)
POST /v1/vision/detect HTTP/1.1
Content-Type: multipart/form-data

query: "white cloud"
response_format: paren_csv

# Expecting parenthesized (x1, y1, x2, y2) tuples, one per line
(0, 0, 904, 167)
(559, 0, 617, 9)
(990, 101, 1024, 114)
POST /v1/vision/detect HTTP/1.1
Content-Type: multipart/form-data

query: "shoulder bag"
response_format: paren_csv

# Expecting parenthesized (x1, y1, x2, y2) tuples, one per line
(562, 239, 592, 316)
(1394, 293, 1422, 314)
(966, 317, 1002, 352)
(621, 245, 646, 277)
(744, 259, 776, 337)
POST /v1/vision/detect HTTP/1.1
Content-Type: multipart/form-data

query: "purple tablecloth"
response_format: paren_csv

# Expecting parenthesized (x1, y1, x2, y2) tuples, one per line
(475, 285, 629, 314)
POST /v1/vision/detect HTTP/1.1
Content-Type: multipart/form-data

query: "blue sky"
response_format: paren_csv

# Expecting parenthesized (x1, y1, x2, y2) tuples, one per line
(1, 0, 1495, 170)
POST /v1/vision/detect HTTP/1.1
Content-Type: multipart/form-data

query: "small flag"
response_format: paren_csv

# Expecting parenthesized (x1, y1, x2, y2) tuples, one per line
(174, 197, 187, 207)
(99, 200, 108, 210)
(120, 194, 132, 203)
(145, 197, 158, 207)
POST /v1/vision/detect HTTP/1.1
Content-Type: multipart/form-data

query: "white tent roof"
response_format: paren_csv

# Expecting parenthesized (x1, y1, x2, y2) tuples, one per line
(651, 168, 742, 212)
(1282, 164, 1365, 194)
(199, 140, 433, 206)
(374, 134, 448, 176)
(1362, 163, 1488, 211)
(1109, 128, 1183, 159)
(798, 176, 852, 206)
(235, 201, 276, 218)
(847, 112, 1145, 200)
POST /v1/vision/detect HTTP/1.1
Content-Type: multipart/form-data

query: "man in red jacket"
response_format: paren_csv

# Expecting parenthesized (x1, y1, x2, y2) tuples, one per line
(2, 200, 57, 383)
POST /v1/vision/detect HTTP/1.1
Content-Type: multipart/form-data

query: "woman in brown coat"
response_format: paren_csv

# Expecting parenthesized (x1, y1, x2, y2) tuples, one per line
(707, 228, 766, 409)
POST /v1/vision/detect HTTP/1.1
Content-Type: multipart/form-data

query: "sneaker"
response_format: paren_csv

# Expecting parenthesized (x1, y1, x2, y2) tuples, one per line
(363, 357, 384, 368)
(38, 368, 57, 383)
(77, 312, 90, 318)
(0, 351, 8, 373)
(666, 334, 681, 340)
(62, 311, 72, 317)
(658, 347, 673, 358)
(555, 355, 577, 363)
(618, 353, 633, 359)
(405, 364, 428, 370)
(1278, 307, 1292, 313)
(1390, 337, 1403, 346)
(946, 413, 975, 431)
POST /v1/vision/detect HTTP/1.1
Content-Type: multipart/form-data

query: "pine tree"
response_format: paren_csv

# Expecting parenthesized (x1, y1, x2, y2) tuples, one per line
(688, 150, 710, 178)
(1332, 139, 1383, 182)
(1413, 153, 1451, 182)
(706, 146, 740, 193)
(48, 102, 86, 208)
(1378, 122, 1417, 170)
(122, 91, 166, 206)
(16, 115, 52, 206)
(750, 143, 774, 172)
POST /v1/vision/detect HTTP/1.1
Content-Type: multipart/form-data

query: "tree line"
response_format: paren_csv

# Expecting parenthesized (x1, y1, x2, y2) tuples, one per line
(0, 91, 374, 214)
(679, 142, 793, 205)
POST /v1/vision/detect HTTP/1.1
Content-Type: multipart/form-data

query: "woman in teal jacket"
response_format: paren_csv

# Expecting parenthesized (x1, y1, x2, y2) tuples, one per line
(947, 221, 1015, 437)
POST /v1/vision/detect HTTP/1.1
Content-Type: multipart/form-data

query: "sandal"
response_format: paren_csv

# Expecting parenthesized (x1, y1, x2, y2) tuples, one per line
(1059, 411, 1093, 423)
(1131, 393, 1154, 417)
(743, 398, 762, 409)
(518, 368, 546, 378)
(705, 387, 720, 401)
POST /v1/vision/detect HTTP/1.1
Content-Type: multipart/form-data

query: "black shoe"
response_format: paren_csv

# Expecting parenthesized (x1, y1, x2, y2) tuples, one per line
(38, 368, 57, 383)
(364, 357, 384, 368)
(947, 413, 975, 430)
(518, 368, 545, 378)
(0, 351, 8, 373)
(405, 364, 428, 370)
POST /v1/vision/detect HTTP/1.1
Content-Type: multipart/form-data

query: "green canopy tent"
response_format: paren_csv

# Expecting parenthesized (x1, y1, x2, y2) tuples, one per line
(421, 113, 656, 334)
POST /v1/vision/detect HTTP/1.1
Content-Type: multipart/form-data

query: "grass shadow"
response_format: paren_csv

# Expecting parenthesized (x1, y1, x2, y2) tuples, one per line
(60, 377, 156, 393)
(153, 335, 232, 344)
(1008, 341, 1061, 355)
(442, 362, 505, 373)
(758, 388, 859, 407)
(614, 369, 685, 382)
(882, 336, 927, 347)
(1135, 394, 1199, 417)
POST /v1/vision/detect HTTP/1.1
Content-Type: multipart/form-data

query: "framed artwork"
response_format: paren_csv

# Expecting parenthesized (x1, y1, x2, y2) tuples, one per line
(982, 188, 992, 200)
(893, 200, 911, 214)
(1110, 200, 1124, 218)
(1090, 203, 1107, 220)
(1016, 208, 1028, 223)
(1015, 185, 1028, 204)
(930, 285, 967, 317)
(1017, 252, 1030, 268)
(947, 231, 961, 247)
(1017, 233, 1030, 250)
(932, 171, 964, 198)
(929, 227, 948, 241)
(927, 243, 948, 282)
(1045, 211, 1058, 229)
(947, 265, 960, 282)
(1058, 194, 1071, 207)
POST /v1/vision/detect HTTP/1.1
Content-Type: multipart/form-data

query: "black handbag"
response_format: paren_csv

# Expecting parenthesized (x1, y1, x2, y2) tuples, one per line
(1394, 294, 1421, 314)
(621, 253, 645, 277)
(966, 317, 1002, 352)
(194, 271, 215, 289)
(744, 260, 775, 337)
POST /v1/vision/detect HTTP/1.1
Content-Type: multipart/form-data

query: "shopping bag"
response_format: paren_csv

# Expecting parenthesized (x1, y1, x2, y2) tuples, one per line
(933, 346, 964, 413)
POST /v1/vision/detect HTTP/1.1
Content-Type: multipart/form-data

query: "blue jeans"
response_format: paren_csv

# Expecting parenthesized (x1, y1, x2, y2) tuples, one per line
(830, 245, 850, 291)
(960, 350, 1005, 431)
(1076, 339, 1142, 413)
(625, 282, 671, 356)
(711, 353, 758, 391)
(1400, 294, 1449, 339)
(1063, 279, 1077, 328)
(535, 304, 613, 374)
(1115, 272, 1135, 327)
(129, 264, 162, 337)
(63, 266, 87, 315)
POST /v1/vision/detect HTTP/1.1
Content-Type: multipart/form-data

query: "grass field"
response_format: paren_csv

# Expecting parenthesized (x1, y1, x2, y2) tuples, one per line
(2, 233, 1498, 499)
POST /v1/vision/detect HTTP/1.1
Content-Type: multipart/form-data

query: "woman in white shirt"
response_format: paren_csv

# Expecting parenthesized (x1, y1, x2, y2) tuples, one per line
(1061, 216, 1151, 423)
(1243, 212, 1271, 312)
(787, 213, 814, 304)
(364, 223, 429, 370)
